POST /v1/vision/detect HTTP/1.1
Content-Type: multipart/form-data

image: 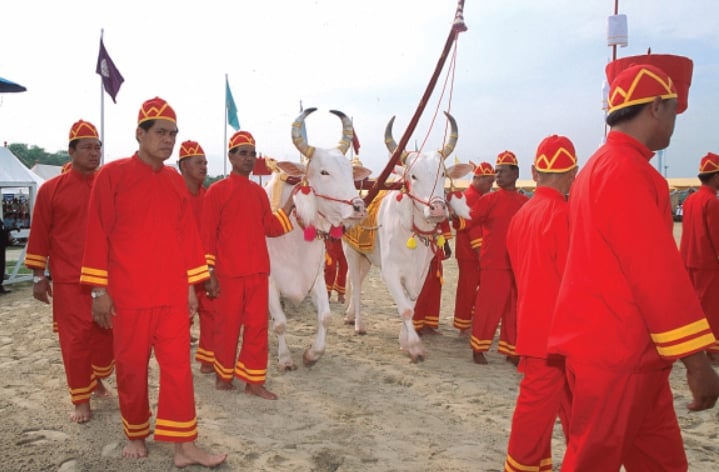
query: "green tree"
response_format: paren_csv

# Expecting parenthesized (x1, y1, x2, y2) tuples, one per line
(8, 143, 69, 169)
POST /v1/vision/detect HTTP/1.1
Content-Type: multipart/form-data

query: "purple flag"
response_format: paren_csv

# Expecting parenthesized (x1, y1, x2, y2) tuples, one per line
(96, 39, 124, 103)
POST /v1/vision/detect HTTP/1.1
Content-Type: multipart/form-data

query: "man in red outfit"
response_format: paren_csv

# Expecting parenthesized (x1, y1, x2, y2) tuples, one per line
(504, 135, 577, 472)
(80, 97, 226, 467)
(680, 152, 719, 363)
(178, 140, 216, 373)
(25, 120, 114, 424)
(452, 162, 495, 333)
(412, 220, 452, 334)
(461, 151, 528, 365)
(203, 130, 294, 399)
(324, 235, 348, 304)
(549, 59, 719, 470)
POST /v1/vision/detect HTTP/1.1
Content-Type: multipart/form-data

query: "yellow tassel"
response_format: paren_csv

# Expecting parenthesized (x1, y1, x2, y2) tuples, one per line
(437, 235, 445, 247)
(406, 236, 417, 249)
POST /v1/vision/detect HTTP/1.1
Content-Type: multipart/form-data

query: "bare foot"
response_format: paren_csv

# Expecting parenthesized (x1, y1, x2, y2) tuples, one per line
(93, 378, 112, 398)
(70, 402, 91, 423)
(245, 383, 278, 400)
(215, 377, 236, 391)
(458, 329, 470, 338)
(337, 295, 345, 304)
(708, 351, 719, 366)
(190, 335, 199, 344)
(472, 351, 488, 365)
(506, 355, 520, 367)
(174, 441, 227, 468)
(122, 439, 148, 458)
(418, 326, 441, 336)
(200, 363, 214, 374)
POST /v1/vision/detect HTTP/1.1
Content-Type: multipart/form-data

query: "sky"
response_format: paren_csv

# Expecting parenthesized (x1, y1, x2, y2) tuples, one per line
(1, 0, 718, 180)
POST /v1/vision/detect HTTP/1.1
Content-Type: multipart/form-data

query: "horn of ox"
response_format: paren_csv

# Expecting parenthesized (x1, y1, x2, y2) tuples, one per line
(291, 108, 354, 160)
(384, 111, 458, 162)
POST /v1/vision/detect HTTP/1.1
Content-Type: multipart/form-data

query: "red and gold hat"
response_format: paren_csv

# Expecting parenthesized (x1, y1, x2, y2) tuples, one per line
(605, 54, 693, 114)
(179, 140, 205, 161)
(699, 152, 719, 175)
(496, 150, 518, 167)
(534, 135, 577, 173)
(68, 120, 99, 143)
(229, 130, 256, 151)
(473, 161, 495, 176)
(137, 97, 176, 125)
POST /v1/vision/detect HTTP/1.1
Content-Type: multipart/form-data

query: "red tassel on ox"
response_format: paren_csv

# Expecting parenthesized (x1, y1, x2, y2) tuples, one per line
(329, 225, 344, 239)
(304, 225, 317, 241)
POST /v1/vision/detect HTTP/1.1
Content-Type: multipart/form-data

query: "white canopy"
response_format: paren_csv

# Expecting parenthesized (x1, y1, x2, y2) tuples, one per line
(1, 146, 41, 286)
(0, 145, 44, 190)
(30, 163, 62, 181)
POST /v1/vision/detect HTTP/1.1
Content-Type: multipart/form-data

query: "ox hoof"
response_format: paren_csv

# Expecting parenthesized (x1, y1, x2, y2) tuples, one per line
(302, 348, 321, 367)
(278, 362, 298, 372)
(410, 353, 425, 363)
(344, 318, 355, 326)
(355, 329, 367, 336)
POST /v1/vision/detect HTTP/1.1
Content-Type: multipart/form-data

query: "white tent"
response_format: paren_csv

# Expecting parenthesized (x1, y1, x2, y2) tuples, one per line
(1, 145, 42, 285)
(0, 145, 44, 192)
(31, 163, 62, 181)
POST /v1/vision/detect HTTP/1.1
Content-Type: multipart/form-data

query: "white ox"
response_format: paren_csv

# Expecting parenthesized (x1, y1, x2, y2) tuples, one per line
(266, 108, 372, 371)
(343, 112, 472, 362)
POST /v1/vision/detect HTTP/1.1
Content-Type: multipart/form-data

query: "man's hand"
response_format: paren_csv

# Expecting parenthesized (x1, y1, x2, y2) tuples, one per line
(681, 351, 719, 411)
(91, 289, 115, 330)
(32, 277, 52, 304)
(204, 271, 220, 299)
(442, 241, 452, 260)
(282, 194, 295, 217)
(188, 285, 199, 320)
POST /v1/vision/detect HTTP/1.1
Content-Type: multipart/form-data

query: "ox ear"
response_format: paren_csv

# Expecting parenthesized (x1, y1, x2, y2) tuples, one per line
(445, 163, 474, 180)
(274, 161, 307, 177)
(352, 166, 373, 182)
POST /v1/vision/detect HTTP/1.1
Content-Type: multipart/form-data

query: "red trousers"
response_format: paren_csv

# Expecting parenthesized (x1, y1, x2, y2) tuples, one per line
(324, 239, 348, 296)
(194, 289, 217, 367)
(213, 274, 270, 385)
(505, 356, 571, 472)
(113, 305, 197, 442)
(470, 269, 517, 355)
(53, 283, 114, 405)
(687, 268, 719, 352)
(453, 258, 480, 331)
(413, 252, 443, 330)
(561, 361, 687, 471)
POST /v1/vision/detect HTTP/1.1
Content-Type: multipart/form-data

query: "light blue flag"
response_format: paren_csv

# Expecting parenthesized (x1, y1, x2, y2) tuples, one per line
(226, 77, 240, 131)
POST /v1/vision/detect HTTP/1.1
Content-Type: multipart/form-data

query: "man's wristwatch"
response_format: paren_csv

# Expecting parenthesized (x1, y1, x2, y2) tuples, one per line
(32, 275, 46, 284)
(91, 288, 107, 299)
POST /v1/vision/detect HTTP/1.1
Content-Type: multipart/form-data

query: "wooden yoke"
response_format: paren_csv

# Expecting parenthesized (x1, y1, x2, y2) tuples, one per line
(363, 0, 467, 206)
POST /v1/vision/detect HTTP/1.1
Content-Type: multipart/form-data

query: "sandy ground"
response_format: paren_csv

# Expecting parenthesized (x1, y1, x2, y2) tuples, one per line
(1, 231, 718, 472)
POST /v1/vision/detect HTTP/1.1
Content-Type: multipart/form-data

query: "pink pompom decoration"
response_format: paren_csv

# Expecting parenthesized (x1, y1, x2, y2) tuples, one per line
(304, 225, 317, 241)
(299, 186, 312, 195)
(396, 194, 403, 202)
(329, 225, 344, 238)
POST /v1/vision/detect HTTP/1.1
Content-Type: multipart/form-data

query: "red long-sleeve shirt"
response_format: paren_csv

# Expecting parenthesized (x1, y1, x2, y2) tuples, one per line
(187, 185, 206, 232)
(202, 173, 292, 278)
(463, 188, 528, 270)
(507, 186, 569, 358)
(454, 185, 484, 261)
(680, 185, 719, 270)
(549, 131, 715, 371)
(25, 169, 95, 283)
(80, 154, 209, 309)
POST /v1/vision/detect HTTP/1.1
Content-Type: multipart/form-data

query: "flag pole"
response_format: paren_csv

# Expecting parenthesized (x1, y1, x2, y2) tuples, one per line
(223, 73, 228, 178)
(99, 28, 105, 166)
